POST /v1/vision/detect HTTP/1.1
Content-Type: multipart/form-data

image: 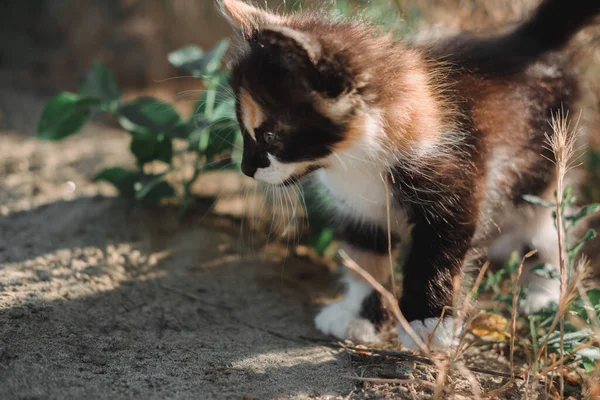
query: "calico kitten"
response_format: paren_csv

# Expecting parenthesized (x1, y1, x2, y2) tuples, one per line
(219, 0, 600, 349)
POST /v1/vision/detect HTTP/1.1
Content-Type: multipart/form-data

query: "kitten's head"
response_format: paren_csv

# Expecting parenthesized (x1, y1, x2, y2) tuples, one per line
(220, 0, 365, 185)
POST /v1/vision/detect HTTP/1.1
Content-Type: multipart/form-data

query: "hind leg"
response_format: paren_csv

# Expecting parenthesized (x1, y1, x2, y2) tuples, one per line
(490, 205, 562, 313)
(520, 206, 562, 313)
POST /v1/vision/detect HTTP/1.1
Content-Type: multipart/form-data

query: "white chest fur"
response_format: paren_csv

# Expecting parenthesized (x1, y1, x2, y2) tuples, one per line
(316, 154, 410, 235)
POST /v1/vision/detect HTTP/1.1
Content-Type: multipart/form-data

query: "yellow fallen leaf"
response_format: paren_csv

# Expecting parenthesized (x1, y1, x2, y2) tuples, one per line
(470, 312, 509, 342)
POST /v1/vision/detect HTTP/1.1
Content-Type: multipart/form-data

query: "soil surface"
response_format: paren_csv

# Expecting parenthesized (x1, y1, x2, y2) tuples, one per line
(0, 90, 357, 399)
(0, 90, 592, 400)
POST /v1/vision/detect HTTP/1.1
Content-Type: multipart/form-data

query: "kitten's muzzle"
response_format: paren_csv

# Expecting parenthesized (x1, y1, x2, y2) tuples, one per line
(241, 134, 270, 178)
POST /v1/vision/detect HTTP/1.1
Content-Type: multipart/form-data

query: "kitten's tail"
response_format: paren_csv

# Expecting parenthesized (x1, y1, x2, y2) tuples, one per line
(449, 0, 600, 72)
(510, 0, 600, 58)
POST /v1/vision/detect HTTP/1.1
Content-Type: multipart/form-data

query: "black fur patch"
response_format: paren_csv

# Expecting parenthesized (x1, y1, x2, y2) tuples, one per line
(359, 290, 389, 327)
(433, 0, 600, 75)
(335, 218, 398, 255)
(230, 33, 352, 172)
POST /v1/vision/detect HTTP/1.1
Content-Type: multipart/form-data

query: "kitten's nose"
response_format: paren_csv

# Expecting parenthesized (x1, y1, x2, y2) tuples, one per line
(241, 163, 257, 178)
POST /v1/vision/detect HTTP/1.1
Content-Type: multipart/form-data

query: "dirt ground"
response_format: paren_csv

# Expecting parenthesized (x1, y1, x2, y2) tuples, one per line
(0, 90, 594, 399)
(0, 89, 364, 399)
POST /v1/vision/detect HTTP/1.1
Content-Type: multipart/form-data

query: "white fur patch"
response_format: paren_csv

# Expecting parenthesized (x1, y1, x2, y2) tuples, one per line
(317, 111, 411, 234)
(315, 275, 379, 343)
(397, 317, 462, 351)
(254, 154, 298, 184)
(522, 264, 561, 314)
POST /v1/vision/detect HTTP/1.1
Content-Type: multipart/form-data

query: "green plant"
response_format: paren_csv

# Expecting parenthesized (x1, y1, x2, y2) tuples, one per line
(477, 188, 600, 377)
(38, 40, 238, 212)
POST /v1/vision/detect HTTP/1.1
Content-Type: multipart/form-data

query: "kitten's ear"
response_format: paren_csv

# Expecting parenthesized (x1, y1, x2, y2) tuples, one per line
(255, 26, 322, 66)
(256, 27, 352, 98)
(219, 0, 281, 34)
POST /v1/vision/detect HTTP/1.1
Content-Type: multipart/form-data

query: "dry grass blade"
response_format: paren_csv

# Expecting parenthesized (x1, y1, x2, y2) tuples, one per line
(382, 173, 397, 297)
(539, 341, 596, 376)
(511, 250, 537, 378)
(455, 261, 489, 358)
(456, 361, 483, 400)
(546, 109, 580, 398)
(338, 249, 434, 358)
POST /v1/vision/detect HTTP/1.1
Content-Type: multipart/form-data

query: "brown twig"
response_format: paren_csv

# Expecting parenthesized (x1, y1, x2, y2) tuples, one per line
(456, 361, 483, 400)
(483, 381, 515, 398)
(342, 375, 439, 390)
(342, 345, 521, 380)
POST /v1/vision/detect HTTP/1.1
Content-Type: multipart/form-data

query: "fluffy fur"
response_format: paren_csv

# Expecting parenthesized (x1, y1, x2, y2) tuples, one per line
(219, 0, 600, 350)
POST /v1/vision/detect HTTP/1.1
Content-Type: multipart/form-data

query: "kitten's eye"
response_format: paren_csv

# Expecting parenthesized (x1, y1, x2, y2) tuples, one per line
(264, 131, 277, 145)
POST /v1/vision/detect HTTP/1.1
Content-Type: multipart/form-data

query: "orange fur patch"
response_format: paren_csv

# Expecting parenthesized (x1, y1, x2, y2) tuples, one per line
(239, 89, 265, 139)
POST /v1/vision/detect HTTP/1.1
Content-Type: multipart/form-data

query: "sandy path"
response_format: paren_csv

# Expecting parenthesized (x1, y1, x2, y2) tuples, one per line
(0, 91, 352, 399)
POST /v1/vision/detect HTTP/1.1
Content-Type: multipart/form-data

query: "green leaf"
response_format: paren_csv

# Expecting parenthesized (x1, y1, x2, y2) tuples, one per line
(117, 97, 184, 137)
(567, 229, 597, 259)
(309, 228, 334, 257)
(168, 45, 204, 69)
(38, 93, 100, 141)
(210, 97, 236, 122)
(204, 121, 239, 160)
(523, 194, 555, 208)
(130, 131, 173, 164)
(530, 263, 559, 280)
(95, 168, 174, 204)
(135, 178, 175, 205)
(168, 40, 229, 76)
(94, 167, 138, 199)
(192, 72, 231, 119)
(583, 359, 598, 373)
(78, 61, 120, 102)
(587, 288, 600, 306)
(566, 204, 600, 222)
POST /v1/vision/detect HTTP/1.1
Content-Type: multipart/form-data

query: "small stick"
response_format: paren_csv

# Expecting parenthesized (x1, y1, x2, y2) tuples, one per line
(456, 361, 483, 400)
(341, 375, 439, 390)
(433, 359, 448, 400)
(538, 340, 596, 376)
(343, 345, 521, 380)
(339, 249, 433, 358)
(511, 250, 537, 378)
(483, 381, 515, 398)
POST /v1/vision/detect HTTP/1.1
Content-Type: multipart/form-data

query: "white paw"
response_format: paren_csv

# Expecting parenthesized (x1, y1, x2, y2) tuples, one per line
(397, 317, 462, 351)
(522, 268, 561, 314)
(315, 302, 379, 343)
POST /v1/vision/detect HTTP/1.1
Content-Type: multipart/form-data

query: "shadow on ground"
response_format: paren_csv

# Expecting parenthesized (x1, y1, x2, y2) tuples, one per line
(0, 197, 352, 399)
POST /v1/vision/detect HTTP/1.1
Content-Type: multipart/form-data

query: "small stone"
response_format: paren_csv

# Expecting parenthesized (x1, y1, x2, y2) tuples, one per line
(8, 309, 25, 319)
(91, 355, 107, 366)
(35, 269, 51, 282)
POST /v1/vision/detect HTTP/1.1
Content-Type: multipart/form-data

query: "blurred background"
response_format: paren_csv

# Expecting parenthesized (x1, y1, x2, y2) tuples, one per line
(2, 2, 600, 398)
(2, 0, 600, 260)
(0, 0, 558, 92)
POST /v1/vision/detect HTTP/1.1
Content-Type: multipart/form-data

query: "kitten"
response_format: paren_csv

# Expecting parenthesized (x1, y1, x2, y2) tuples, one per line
(219, 0, 600, 349)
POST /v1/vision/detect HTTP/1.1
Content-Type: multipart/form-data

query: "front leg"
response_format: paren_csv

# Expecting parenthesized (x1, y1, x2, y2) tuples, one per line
(397, 207, 479, 350)
(315, 221, 393, 343)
